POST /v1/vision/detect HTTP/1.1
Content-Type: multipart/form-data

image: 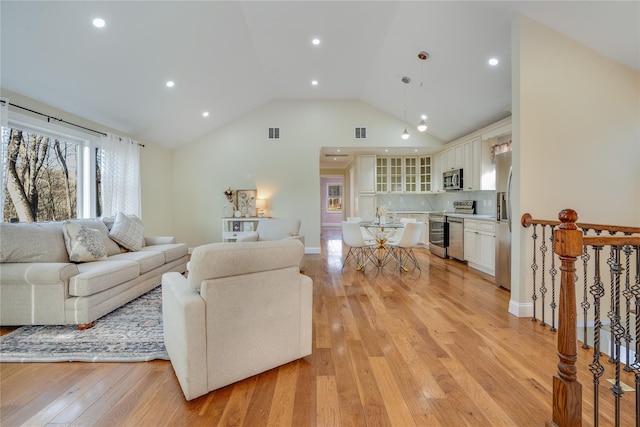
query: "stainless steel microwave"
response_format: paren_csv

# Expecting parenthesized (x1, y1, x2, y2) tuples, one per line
(443, 168, 463, 191)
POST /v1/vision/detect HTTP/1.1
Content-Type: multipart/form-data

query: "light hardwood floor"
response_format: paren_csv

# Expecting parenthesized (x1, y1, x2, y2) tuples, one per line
(1, 227, 635, 426)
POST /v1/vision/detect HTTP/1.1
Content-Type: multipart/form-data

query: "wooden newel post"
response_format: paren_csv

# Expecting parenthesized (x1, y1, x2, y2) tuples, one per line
(547, 209, 583, 427)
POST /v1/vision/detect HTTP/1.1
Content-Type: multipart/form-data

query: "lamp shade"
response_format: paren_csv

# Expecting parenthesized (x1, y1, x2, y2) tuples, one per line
(255, 199, 266, 209)
(417, 120, 427, 132)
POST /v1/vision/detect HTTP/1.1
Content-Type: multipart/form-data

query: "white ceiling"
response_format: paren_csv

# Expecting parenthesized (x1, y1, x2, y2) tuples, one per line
(1, 1, 638, 153)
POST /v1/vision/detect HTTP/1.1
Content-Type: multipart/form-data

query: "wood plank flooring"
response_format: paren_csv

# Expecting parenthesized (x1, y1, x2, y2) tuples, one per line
(1, 227, 635, 426)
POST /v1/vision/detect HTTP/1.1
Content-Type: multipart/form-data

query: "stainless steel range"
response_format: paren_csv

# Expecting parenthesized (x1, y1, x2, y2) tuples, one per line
(428, 201, 476, 259)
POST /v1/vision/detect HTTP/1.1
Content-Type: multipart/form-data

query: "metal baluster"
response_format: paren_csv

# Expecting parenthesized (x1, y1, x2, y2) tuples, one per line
(581, 228, 592, 348)
(550, 226, 558, 332)
(589, 245, 605, 427)
(623, 243, 633, 372)
(609, 245, 625, 426)
(531, 224, 538, 322)
(608, 243, 617, 364)
(631, 245, 640, 427)
(540, 226, 548, 327)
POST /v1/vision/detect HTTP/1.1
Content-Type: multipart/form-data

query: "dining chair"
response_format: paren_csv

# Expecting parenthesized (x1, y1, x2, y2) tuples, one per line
(342, 221, 375, 272)
(389, 222, 423, 272)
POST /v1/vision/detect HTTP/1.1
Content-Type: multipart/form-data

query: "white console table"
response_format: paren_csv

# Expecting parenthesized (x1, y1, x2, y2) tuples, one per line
(222, 217, 263, 242)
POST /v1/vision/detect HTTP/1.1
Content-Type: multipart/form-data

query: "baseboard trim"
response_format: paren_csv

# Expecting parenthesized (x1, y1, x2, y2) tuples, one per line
(509, 299, 533, 318)
(305, 247, 321, 254)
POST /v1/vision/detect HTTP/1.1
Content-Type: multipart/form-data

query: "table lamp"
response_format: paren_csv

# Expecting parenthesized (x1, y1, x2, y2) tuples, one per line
(255, 198, 266, 217)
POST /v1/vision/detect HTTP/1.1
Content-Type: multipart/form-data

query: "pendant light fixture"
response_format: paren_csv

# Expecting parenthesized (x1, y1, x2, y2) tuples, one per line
(401, 76, 410, 140)
(417, 51, 429, 132)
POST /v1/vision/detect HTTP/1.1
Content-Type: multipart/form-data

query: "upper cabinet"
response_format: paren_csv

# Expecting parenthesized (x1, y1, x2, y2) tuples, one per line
(357, 155, 376, 194)
(376, 155, 433, 194)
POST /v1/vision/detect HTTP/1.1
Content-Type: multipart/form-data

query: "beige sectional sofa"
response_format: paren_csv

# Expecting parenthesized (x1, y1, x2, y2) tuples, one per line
(0, 215, 188, 328)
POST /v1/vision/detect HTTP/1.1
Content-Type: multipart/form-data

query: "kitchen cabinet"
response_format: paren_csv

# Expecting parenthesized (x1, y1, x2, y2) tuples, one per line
(376, 155, 433, 194)
(464, 218, 495, 275)
(418, 156, 432, 192)
(358, 155, 376, 193)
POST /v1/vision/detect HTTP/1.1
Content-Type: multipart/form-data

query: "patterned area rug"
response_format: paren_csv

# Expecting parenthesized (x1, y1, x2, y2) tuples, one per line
(0, 286, 168, 362)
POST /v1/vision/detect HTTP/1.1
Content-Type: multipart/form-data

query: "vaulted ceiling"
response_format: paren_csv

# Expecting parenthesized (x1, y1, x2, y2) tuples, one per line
(1, 1, 638, 149)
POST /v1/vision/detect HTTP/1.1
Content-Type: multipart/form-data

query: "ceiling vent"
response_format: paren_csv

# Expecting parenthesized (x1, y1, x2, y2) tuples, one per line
(354, 127, 367, 139)
(268, 127, 280, 140)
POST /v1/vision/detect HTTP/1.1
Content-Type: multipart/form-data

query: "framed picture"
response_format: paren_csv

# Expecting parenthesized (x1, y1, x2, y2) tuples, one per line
(232, 221, 241, 232)
(326, 183, 342, 212)
(236, 189, 257, 217)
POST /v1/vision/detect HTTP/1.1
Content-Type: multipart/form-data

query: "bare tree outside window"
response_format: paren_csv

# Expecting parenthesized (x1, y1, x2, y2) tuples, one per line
(3, 128, 78, 222)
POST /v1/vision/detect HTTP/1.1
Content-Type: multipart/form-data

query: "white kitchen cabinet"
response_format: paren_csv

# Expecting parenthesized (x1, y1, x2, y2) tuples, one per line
(464, 218, 495, 275)
(418, 156, 432, 192)
(358, 194, 377, 222)
(376, 156, 433, 194)
(358, 155, 376, 194)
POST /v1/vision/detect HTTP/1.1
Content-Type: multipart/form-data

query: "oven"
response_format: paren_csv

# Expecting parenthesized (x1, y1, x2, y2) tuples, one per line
(428, 212, 448, 258)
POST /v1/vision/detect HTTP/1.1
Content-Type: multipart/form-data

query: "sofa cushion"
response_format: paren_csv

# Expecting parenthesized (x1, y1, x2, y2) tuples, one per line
(0, 222, 69, 263)
(62, 221, 108, 263)
(72, 219, 122, 256)
(108, 250, 165, 274)
(140, 243, 188, 263)
(109, 212, 144, 251)
(69, 260, 140, 297)
(256, 218, 301, 241)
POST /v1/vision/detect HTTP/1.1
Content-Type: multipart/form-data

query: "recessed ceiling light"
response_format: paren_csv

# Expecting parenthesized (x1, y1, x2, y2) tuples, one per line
(202, 112, 209, 117)
(421, 114, 427, 120)
(92, 18, 105, 28)
(311, 80, 318, 86)
(385, 149, 389, 152)
(414, 149, 418, 152)
(337, 149, 341, 152)
(166, 81, 175, 88)
(312, 38, 321, 46)
(488, 58, 499, 66)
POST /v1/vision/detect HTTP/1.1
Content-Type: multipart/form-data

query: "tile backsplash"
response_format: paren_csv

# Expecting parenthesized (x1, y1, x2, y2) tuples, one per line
(376, 191, 496, 216)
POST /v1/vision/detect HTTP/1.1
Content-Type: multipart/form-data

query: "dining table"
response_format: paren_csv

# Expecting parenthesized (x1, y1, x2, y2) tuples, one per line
(359, 221, 404, 269)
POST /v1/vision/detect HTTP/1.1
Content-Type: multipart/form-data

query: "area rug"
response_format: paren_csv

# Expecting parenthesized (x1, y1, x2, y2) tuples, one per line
(0, 286, 168, 362)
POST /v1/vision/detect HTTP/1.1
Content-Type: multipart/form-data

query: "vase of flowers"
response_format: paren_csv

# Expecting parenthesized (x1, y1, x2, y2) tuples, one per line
(223, 188, 235, 217)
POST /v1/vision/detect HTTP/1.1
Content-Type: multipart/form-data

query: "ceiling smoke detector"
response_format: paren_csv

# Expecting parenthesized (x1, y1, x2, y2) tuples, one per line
(418, 51, 429, 61)
(401, 76, 411, 84)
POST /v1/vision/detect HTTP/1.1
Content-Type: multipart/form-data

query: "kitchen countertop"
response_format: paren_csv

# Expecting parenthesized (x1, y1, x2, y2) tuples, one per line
(444, 213, 496, 220)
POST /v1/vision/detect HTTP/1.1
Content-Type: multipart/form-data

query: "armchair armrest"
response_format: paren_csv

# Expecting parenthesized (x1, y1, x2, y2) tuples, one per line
(146, 236, 176, 245)
(162, 272, 207, 400)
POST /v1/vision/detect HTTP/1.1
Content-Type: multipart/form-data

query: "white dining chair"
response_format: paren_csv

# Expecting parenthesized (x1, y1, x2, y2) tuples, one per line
(342, 221, 375, 272)
(389, 222, 423, 272)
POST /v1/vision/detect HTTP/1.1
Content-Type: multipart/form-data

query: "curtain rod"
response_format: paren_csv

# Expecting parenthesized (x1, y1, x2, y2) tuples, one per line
(0, 100, 145, 147)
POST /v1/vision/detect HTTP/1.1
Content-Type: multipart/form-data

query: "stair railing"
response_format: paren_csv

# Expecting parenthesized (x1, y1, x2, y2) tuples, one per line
(522, 209, 640, 427)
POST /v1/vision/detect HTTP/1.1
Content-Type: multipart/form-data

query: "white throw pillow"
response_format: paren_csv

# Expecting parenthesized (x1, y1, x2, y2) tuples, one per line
(62, 221, 108, 262)
(108, 212, 144, 251)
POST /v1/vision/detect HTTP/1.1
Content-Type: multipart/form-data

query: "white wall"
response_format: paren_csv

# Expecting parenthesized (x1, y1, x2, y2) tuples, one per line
(510, 16, 640, 315)
(172, 99, 444, 251)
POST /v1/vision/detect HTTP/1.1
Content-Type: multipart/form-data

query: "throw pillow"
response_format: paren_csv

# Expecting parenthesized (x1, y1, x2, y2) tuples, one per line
(62, 221, 108, 262)
(109, 212, 144, 251)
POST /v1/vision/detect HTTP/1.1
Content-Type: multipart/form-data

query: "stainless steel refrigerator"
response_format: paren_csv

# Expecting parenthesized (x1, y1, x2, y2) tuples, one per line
(495, 151, 512, 290)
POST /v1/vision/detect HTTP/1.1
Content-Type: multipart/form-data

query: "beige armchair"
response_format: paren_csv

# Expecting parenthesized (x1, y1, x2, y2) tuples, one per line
(236, 217, 305, 270)
(162, 240, 312, 401)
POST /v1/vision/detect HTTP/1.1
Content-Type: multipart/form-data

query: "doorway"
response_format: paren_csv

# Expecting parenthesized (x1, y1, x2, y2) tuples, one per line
(320, 175, 344, 227)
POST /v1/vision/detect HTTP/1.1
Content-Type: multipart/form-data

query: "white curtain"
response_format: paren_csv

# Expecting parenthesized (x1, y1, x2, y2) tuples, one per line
(100, 133, 141, 218)
(0, 98, 9, 218)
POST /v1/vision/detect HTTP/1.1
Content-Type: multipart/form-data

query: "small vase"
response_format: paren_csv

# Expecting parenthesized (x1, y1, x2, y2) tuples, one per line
(222, 201, 235, 218)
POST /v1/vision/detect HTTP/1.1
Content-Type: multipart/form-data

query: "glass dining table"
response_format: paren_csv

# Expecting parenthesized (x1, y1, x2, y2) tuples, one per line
(359, 221, 404, 269)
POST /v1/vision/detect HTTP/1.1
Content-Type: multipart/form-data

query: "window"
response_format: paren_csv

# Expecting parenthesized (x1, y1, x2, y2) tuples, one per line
(2, 113, 100, 222)
(326, 183, 342, 212)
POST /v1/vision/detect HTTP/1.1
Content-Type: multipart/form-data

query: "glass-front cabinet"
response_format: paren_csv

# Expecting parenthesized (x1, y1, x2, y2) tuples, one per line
(375, 155, 432, 194)
(418, 156, 431, 192)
